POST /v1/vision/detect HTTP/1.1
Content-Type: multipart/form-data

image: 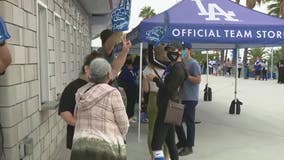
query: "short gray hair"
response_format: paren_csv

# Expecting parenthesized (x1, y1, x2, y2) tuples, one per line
(89, 58, 111, 84)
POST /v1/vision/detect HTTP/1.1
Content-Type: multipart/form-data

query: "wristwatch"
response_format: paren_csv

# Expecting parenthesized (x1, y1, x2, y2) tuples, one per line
(0, 39, 5, 46)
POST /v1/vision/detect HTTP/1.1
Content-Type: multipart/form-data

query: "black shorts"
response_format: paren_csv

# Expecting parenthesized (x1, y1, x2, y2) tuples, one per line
(255, 70, 261, 75)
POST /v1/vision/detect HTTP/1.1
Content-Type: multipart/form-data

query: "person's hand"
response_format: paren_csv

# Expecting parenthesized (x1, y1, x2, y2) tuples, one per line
(146, 74, 156, 81)
(121, 34, 131, 54)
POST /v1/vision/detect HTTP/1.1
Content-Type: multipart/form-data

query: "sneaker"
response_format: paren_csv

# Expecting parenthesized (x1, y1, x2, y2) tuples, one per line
(194, 121, 202, 124)
(141, 117, 149, 123)
(129, 117, 137, 123)
(140, 112, 149, 123)
(176, 142, 185, 150)
(178, 147, 193, 156)
(131, 116, 137, 121)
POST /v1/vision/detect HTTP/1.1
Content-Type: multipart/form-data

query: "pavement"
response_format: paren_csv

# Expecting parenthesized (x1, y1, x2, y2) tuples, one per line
(56, 75, 284, 160)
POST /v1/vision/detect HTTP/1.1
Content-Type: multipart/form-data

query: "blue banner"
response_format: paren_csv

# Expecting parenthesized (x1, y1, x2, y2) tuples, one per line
(0, 17, 10, 40)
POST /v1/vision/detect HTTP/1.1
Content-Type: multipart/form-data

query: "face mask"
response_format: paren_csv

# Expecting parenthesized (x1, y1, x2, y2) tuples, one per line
(167, 51, 179, 62)
(181, 50, 187, 59)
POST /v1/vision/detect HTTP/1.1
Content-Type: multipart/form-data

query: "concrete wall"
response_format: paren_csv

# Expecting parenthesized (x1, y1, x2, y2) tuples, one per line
(0, 0, 91, 159)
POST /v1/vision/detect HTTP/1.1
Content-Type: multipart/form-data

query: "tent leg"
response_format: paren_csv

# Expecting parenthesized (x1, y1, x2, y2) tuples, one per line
(229, 48, 242, 115)
(204, 50, 212, 101)
(138, 43, 143, 142)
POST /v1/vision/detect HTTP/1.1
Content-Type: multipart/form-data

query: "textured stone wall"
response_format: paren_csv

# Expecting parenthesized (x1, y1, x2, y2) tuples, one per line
(0, 0, 91, 159)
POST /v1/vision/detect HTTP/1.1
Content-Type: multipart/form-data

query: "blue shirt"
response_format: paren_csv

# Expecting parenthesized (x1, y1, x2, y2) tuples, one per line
(254, 60, 262, 71)
(182, 58, 201, 101)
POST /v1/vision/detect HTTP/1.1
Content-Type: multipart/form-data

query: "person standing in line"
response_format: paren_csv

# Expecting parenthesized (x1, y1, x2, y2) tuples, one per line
(147, 43, 187, 160)
(243, 58, 250, 79)
(143, 44, 170, 160)
(262, 59, 268, 80)
(118, 56, 138, 122)
(175, 43, 201, 156)
(278, 58, 284, 83)
(59, 33, 131, 150)
(71, 58, 129, 160)
(97, 30, 132, 108)
(97, 29, 131, 78)
(224, 58, 233, 77)
(237, 57, 242, 78)
(58, 52, 99, 149)
(254, 57, 262, 80)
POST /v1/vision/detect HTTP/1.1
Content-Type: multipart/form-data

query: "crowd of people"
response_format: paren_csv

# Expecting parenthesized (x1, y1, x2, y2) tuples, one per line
(1, 9, 203, 159)
(200, 56, 283, 82)
(54, 26, 202, 159)
(2, 6, 284, 160)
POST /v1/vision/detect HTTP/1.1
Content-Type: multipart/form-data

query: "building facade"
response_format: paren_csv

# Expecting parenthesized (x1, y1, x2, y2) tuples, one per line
(0, 0, 93, 159)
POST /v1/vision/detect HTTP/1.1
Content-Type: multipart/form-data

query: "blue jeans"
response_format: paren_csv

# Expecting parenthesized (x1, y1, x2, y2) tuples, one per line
(244, 66, 249, 79)
(175, 101, 198, 147)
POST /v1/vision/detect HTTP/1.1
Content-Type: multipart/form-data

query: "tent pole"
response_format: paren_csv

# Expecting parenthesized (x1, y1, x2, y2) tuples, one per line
(206, 50, 209, 84)
(271, 48, 274, 79)
(138, 43, 143, 142)
(234, 48, 238, 114)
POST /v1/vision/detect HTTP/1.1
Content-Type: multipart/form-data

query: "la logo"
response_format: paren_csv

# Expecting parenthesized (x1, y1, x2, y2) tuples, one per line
(192, 0, 239, 22)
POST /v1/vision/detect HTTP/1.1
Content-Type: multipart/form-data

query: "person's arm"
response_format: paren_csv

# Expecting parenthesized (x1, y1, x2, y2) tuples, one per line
(60, 111, 76, 126)
(146, 72, 164, 89)
(58, 85, 76, 126)
(188, 75, 201, 84)
(148, 63, 187, 99)
(164, 63, 187, 99)
(0, 43, 11, 74)
(142, 75, 150, 93)
(111, 35, 132, 77)
(188, 62, 201, 84)
(112, 90, 129, 138)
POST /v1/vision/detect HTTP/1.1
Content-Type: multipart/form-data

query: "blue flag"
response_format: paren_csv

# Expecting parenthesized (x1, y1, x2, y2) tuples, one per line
(0, 17, 11, 40)
(111, 0, 131, 31)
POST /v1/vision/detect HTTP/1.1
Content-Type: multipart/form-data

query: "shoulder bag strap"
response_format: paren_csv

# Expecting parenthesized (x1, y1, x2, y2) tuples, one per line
(152, 67, 162, 80)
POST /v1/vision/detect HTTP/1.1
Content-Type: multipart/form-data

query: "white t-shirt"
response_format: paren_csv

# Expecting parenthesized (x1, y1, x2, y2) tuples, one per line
(237, 59, 242, 68)
(143, 65, 164, 93)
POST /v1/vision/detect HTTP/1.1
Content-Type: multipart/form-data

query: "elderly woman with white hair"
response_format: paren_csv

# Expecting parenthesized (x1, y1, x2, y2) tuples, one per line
(70, 58, 129, 160)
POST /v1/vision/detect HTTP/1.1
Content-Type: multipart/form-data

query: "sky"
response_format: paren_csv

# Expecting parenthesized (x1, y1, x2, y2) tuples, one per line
(91, 0, 269, 47)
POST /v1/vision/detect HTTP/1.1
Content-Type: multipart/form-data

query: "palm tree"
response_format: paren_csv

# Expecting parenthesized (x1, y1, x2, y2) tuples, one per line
(265, 0, 283, 16)
(265, 0, 284, 57)
(246, 0, 264, 8)
(139, 6, 156, 19)
(248, 47, 269, 63)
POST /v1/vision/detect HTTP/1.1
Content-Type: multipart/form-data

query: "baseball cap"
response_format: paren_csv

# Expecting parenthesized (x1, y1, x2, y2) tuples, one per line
(182, 42, 192, 49)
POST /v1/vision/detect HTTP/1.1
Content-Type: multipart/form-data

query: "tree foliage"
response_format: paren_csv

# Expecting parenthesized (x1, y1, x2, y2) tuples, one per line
(139, 6, 156, 19)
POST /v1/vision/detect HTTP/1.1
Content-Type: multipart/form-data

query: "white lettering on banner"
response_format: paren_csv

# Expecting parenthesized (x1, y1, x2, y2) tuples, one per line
(256, 30, 284, 39)
(172, 28, 222, 37)
(192, 0, 239, 22)
(224, 30, 252, 38)
(172, 28, 284, 39)
(244, 30, 252, 38)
